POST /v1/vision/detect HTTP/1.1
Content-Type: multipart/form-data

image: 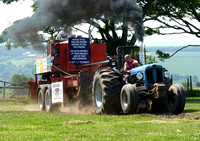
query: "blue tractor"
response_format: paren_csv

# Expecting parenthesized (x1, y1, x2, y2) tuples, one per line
(92, 46, 186, 114)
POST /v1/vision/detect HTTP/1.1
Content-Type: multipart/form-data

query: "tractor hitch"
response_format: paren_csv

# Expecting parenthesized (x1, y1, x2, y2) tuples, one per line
(152, 83, 167, 99)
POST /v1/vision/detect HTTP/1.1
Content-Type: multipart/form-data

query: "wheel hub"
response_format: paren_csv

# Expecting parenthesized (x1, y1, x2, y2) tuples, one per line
(38, 92, 43, 109)
(45, 91, 51, 111)
(94, 82, 102, 108)
(122, 91, 128, 108)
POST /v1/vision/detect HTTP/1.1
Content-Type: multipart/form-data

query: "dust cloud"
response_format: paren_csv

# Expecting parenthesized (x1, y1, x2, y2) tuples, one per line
(61, 104, 95, 115)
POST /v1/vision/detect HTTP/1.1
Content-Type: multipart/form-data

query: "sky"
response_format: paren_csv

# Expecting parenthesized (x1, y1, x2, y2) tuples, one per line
(0, 0, 199, 47)
(0, 0, 33, 33)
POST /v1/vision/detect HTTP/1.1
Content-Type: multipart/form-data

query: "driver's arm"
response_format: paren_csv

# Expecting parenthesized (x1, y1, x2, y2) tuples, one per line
(68, 34, 76, 38)
(56, 31, 62, 40)
(132, 59, 140, 67)
(124, 62, 130, 73)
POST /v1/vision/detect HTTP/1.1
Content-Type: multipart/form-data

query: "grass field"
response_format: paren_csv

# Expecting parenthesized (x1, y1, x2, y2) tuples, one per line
(0, 97, 200, 141)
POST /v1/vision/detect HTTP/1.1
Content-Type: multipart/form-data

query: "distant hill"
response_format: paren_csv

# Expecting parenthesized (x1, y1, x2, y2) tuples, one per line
(0, 44, 45, 82)
(146, 46, 200, 52)
(0, 44, 199, 84)
(147, 46, 200, 84)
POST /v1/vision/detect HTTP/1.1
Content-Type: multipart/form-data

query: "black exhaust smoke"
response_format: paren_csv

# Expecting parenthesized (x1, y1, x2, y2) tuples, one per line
(6, 0, 144, 50)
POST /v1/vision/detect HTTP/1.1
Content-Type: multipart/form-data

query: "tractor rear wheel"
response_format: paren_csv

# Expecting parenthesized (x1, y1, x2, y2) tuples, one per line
(45, 89, 52, 112)
(120, 84, 138, 114)
(38, 89, 45, 111)
(168, 84, 186, 114)
(45, 88, 60, 112)
(92, 69, 122, 114)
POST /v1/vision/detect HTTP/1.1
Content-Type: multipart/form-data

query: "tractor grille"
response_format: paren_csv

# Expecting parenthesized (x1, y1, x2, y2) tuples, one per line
(146, 68, 163, 84)
(146, 69, 154, 84)
(156, 69, 163, 83)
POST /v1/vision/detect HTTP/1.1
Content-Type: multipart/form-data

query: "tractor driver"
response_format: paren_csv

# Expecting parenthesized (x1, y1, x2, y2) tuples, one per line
(56, 24, 76, 41)
(124, 54, 139, 73)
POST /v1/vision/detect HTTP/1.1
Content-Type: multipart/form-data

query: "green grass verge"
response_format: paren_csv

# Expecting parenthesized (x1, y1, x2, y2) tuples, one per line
(0, 97, 199, 141)
(186, 89, 200, 97)
(184, 97, 200, 113)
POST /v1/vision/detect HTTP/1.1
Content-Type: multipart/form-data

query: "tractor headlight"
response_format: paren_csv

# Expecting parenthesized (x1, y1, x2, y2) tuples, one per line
(164, 71, 170, 78)
(136, 73, 143, 80)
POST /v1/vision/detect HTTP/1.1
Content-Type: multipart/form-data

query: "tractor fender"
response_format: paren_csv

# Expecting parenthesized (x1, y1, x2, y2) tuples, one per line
(95, 68, 121, 76)
(113, 68, 121, 75)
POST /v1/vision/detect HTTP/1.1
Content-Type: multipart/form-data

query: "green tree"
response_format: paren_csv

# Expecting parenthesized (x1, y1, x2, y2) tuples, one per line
(91, 19, 138, 55)
(9, 74, 33, 95)
(10, 74, 34, 84)
(182, 81, 187, 88)
(140, 0, 200, 37)
(1, 0, 18, 4)
(196, 81, 200, 87)
(146, 55, 157, 64)
(92, 0, 200, 51)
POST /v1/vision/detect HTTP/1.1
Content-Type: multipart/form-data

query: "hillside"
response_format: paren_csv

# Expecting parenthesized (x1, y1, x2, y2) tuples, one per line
(147, 46, 200, 84)
(0, 44, 45, 82)
(0, 44, 199, 84)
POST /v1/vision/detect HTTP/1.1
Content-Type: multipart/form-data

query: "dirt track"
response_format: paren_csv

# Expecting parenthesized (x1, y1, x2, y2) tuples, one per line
(60, 106, 200, 120)
(1, 98, 200, 120)
(135, 113, 200, 120)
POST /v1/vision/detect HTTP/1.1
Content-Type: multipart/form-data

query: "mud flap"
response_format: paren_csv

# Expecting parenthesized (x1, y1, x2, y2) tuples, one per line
(80, 71, 95, 106)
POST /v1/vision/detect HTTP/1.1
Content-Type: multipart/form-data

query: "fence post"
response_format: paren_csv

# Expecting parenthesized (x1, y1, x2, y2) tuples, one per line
(187, 78, 189, 91)
(3, 82, 5, 98)
(28, 86, 31, 97)
(190, 76, 192, 91)
(171, 75, 173, 84)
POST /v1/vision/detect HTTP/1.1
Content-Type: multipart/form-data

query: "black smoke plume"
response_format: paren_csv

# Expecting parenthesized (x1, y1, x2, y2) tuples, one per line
(7, 0, 144, 49)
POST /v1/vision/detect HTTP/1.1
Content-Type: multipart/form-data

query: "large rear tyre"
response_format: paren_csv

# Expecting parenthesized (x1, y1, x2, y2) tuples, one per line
(45, 89, 52, 112)
(45, 88, 60, 112)
(38, 89, 45, 111)
(120, 84, 138, 114)
(168, 84, 186, 114)
(92, 69, 122, 114)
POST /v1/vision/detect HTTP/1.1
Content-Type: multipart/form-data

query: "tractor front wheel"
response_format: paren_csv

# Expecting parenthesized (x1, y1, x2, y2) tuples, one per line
(120, 84, 138, 114)
(168, 84, 186, 114)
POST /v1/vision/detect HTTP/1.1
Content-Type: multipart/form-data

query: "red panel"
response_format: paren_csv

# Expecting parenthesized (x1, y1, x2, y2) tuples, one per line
(34, 41, 107, 74)
(27, 81, 37, 100)
(90, 43, 107, 71)
(91, 43, 107, 63)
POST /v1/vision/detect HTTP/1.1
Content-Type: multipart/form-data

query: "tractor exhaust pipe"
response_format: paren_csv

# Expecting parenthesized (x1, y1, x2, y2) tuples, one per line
(139, 41, 146, 65)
